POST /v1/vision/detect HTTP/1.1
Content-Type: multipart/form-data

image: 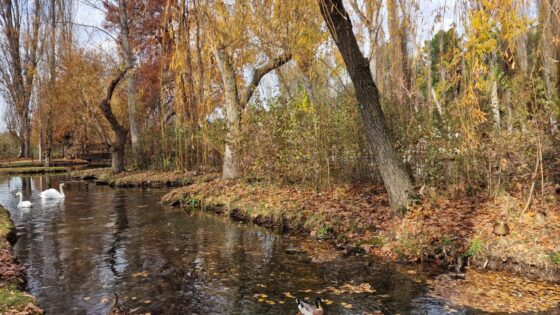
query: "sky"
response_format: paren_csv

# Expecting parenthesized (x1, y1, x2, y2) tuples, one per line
(0, 0, 457, 132)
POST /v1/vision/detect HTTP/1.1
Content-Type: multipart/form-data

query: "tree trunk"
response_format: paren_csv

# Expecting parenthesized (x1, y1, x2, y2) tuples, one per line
(213, 46, 241, 179)
(44, 0, 56, 167)
(118, 0, 140, 165)
(491, 80, 501, 130)
(539, 0, 560, 135)
(99, 69, 130, 174)
(319, 0, 414, 212)
(387, 0, 407, 107)
(111, 129, 127, 173)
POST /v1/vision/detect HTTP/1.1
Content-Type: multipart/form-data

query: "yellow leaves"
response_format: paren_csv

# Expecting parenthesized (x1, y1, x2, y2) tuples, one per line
(340, 301, 353, 309)
(319, 282, 376, 295)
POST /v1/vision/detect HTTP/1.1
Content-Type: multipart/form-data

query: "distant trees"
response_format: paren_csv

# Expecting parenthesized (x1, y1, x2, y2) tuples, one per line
(0, 0, 558, 211)
(0, 0, 41, 158)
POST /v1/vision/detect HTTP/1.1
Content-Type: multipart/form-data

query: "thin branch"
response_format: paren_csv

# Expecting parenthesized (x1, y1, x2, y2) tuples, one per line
(240, 53, 292, 107)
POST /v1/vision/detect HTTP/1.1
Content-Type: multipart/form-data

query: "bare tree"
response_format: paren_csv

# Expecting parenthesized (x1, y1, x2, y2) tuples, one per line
(116, 0, 140, 165)
(0, 0, 42, 158)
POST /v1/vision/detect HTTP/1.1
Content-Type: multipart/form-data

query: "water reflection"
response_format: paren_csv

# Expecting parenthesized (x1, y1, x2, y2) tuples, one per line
(0, 175, 495, 315)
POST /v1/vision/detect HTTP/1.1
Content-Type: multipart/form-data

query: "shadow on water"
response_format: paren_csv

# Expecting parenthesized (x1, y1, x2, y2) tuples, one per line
(0, 174, 547, 315)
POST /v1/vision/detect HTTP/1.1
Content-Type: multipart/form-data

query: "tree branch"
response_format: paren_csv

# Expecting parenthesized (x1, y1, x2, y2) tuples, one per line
(99, 67, 130, 135)
(240, 53, 292, 107)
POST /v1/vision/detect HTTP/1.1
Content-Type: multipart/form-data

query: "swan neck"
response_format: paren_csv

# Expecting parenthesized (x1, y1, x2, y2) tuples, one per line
(59, 184, 65, 196)
(18, 194, 22, 203)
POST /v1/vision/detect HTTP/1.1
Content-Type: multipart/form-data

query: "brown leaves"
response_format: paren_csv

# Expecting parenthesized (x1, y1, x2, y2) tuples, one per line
(428, 270, 560, 313)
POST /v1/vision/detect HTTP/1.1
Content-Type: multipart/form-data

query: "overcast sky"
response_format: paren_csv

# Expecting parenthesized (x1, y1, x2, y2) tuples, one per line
(0, 0, 457, 132)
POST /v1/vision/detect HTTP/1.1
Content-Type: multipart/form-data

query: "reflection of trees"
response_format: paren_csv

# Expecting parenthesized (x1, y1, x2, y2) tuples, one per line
(21, 176, 32, 195)
(105, 189, 129, 278)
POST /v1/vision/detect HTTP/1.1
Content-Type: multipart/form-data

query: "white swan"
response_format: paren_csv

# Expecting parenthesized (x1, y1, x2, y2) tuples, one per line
(16, 192, 33, 208)
(39, 183, 65, 199)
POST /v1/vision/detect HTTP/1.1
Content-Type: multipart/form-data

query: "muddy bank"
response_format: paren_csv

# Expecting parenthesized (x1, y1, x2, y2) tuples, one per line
(0, 206, 42, 314)
(162, 178, 560, 283)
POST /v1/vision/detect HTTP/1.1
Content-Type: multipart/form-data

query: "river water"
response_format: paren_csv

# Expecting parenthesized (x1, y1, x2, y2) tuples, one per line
(0, 175, 494, 314)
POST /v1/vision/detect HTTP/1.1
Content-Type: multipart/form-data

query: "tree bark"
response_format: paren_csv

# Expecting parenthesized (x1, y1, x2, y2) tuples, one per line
(387, 0, 408, 107)
(99, 68, 130, 173)
(319, 0, 414, 212)
(44, 0, 57, 167)
(117, 0, 140, 165)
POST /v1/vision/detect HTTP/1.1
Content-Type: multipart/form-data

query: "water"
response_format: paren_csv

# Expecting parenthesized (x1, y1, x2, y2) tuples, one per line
(0, 175, 488, 314)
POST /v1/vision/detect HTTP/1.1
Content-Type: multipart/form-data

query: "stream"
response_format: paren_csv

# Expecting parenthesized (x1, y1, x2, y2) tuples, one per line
(0, 175, 525, 314)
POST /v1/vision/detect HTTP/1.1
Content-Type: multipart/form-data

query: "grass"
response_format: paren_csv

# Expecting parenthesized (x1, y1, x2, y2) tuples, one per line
(70, 168, 207, 188)
(550, 252, 560, 265)
(466, 238, 484, 257)
(0, 285, 35, 313)
(0, 166, 68, 175)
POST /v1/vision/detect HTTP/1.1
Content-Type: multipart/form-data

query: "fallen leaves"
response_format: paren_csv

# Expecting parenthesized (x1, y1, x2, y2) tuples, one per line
(427, 269, 560, 313)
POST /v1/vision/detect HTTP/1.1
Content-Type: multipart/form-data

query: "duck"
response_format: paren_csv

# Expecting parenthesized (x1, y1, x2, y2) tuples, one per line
(296, 297, 324, 315)
(15, 192, 33, 208)
(39, 183, 65, 199)
(492, 220, 510, 236)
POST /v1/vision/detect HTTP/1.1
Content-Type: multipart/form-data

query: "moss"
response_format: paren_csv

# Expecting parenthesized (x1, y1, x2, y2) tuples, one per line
(0, 167, 67, 175)
(0, 206, 41, 314)
(0, 208, 12, 239)
(0, 285, 35, 312)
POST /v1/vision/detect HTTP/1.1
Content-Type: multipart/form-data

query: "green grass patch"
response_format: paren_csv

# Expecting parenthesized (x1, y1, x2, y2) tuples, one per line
(317, 225, 330, 238)
(466, 238, 484, 257)
(0, 285, 34, 313)
(0, 166, 67, 175)
(550, 252, 560, 265)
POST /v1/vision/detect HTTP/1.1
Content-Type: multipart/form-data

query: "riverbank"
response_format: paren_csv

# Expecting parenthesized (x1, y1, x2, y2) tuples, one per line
(69, 168, 560, 281)
(0, 159, 89, 168)
(70, 168, 218, 187)
(0, 206, 42, 314)
(0, 167, 68, 175)
(161, 177, 560, 283)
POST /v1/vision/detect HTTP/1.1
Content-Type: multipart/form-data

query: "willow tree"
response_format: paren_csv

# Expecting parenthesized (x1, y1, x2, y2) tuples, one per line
(319, 0, 414, 212)
(207, 0, 319, 180)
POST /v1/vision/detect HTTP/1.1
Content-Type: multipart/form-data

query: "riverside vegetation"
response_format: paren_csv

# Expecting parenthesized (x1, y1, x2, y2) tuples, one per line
(1, 0, 560, 312)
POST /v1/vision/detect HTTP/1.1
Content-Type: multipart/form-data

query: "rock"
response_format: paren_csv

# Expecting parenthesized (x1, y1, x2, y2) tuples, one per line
(310, 230, 317, 238)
